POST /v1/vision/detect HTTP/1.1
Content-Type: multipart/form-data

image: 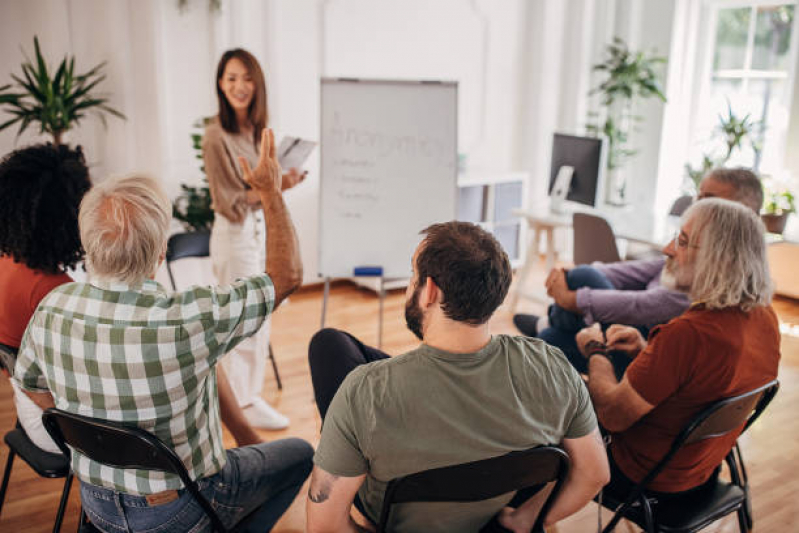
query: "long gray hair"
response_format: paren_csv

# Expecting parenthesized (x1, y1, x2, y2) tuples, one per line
(685, 198, 772, 311)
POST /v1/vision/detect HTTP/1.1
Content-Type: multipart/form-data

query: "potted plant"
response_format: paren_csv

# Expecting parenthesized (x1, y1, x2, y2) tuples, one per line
(0, 36, 124, 145)
(173, 118, 214, 232)
(685, 102, 761, 191)
(761, 177, 796, 235)
(587, 37, 667, 205)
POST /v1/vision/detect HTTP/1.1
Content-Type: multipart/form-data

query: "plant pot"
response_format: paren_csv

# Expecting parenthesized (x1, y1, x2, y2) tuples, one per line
(762, 213, 789, 235)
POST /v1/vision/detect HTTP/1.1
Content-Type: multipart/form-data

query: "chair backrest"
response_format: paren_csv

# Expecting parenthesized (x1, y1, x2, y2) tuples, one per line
(42, 408, 228, 533)
(377, 446, 570, 533)
(668, 195, 693, 217)
(572, 212, 621, 265)
(166, 231, 211, 263)
(640, 379, 779, 490)
(165, 231, 211, 291)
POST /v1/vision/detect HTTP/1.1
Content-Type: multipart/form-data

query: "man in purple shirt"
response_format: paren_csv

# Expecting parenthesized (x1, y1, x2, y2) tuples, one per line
(513, 168, 763, 373)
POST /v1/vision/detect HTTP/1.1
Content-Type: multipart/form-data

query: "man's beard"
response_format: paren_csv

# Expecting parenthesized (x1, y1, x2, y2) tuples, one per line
(661, 258, 692, 293)
(404, 285, 424, 340)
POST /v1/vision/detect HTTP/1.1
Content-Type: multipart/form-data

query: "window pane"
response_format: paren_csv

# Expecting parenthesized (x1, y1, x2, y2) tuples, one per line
(745, 78, 789, 172)
(714, 7, 752, 70)
(752, 5, 795, 71)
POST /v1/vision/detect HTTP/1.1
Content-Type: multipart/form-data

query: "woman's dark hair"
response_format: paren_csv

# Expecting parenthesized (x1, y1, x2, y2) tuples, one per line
(416, 221, 512, 325)
(0, 143, 91, 274)
(216, 48, 268, 144)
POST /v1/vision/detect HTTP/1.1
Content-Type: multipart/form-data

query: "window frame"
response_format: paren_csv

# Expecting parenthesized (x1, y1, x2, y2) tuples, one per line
(689, 0, 799, 173)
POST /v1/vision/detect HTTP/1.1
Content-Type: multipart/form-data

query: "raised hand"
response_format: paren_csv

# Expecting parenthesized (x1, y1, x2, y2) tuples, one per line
(606, 324, 646, 358)
(239, 128, 282, 194)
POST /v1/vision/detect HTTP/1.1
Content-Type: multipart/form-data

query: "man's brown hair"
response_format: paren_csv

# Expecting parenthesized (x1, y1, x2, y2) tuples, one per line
(416, 221, 512, 325)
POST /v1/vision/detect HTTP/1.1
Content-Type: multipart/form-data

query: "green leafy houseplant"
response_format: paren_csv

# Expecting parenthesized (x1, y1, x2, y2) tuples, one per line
(173, 119, 215, 232)
(761, 178, 795, 234)
(587, 37, 667, 204)
(0, 36, 124, 145)
(685, 102, 762, 190)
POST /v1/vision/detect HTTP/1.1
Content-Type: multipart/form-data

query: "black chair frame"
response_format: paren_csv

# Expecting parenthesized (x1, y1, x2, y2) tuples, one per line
(601, 379, 779, 533)
(377, 445, 570, 533)
(0, 344, 75, 533)
(42, 408, 230, 533)
(165, 231, 283, 390)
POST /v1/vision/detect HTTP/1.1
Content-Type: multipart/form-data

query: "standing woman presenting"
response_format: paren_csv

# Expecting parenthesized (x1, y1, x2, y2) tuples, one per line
(204, 49, 304, 429)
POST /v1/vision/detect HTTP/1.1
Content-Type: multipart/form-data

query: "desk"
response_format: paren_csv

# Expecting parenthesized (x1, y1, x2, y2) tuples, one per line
(509, 203, 679, 308)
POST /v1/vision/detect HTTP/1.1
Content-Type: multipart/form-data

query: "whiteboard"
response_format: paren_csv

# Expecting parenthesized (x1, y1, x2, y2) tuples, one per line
(319, 78, 458, 278)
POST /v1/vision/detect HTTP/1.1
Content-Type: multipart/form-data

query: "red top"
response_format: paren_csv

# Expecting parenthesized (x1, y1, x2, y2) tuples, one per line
(612, 304, 781, 492)
(0, 255, 72, 348)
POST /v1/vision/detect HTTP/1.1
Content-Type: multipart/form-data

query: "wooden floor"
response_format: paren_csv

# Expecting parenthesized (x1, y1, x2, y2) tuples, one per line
(1, 265, 798, 532)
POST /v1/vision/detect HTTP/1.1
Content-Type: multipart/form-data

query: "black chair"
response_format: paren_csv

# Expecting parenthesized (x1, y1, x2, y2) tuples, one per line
(599, 379, 779, 533)
(0, 344, 75, 533)
(42, 408, 233, 533)
(165, 231, 283, 390)
(377, 446, 570, 533)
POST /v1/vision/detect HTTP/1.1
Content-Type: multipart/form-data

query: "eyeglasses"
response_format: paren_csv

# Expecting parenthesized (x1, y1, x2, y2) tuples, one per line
(672, 230, 699, 249)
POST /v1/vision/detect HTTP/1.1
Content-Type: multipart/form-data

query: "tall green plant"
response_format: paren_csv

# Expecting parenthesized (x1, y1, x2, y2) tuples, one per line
(0, 36, 125, 145)
(588, 38, 667, 169)
(587, 37, 667, 203)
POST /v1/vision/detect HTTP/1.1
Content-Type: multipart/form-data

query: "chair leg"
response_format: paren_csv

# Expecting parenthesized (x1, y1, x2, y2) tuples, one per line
(0, 448, 16, 516)
(737, 506, 750, 533)
(268, 343, 283, 390)
(53, 472, 74, 533)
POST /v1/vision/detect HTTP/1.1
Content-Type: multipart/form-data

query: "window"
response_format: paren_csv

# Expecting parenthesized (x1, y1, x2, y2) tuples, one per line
(690, 1, 797, 175)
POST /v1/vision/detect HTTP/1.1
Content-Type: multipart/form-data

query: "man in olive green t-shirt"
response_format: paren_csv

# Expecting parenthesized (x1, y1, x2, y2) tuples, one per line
(306, 221, 609, 533)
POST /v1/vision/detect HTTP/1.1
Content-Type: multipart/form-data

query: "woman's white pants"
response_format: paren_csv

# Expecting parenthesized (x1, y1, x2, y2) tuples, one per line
(210, 211, 270, 408)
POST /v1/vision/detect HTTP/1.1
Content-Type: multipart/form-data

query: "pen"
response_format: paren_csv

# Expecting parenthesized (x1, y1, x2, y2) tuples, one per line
(281, 138, 301, 160)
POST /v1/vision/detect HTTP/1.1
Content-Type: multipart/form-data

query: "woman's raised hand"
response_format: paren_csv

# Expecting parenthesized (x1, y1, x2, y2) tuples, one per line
(239, 128, 282, 194)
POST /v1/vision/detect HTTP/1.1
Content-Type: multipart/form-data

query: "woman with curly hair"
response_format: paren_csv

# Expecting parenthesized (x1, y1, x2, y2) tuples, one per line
(0, 143, 91, 452)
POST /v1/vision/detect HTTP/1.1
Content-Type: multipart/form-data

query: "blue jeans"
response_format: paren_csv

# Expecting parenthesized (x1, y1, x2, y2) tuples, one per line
(538, 265, 638, 376)
(80, 438, 314, 533)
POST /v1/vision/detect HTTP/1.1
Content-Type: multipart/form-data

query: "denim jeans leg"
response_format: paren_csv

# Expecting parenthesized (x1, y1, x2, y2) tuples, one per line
(548, 265, 615, 332)
(213, 438, 314, 533)
(538, 326, 586, 374)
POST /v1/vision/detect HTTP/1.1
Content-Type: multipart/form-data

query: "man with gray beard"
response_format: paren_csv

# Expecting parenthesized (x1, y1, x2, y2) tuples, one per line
(573, 198, 780, 504)
(512, 168, 764, 375)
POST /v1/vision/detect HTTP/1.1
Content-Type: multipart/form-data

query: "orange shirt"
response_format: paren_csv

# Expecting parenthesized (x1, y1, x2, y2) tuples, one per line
(612, 304, 780, 492)
(0, 255, 72, 348)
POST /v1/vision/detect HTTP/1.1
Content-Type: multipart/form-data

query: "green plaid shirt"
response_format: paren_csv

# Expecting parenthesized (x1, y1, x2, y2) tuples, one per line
(13, 274, 274, 495)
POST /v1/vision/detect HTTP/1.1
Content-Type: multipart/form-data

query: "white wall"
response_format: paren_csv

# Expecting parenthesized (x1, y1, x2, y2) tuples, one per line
(1, 0, 685, 284)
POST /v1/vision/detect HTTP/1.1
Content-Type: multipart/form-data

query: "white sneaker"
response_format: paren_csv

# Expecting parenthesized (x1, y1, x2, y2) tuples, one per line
(244, 398, 290, 430)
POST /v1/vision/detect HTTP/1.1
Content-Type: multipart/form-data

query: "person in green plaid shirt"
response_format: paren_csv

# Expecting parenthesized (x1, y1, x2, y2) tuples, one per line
(13, 129, 312, 533)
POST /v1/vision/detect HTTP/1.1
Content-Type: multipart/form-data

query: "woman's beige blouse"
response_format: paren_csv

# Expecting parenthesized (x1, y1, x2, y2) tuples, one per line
(202, 119, 260, 224)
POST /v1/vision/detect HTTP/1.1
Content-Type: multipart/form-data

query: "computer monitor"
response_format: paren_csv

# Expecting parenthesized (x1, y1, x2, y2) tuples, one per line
(548, 133, 606, 211)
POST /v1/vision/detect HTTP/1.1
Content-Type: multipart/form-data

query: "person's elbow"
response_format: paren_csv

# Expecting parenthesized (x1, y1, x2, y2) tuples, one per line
(306, 509, 350, 533)
(590, 452, 611, 489)
(596, 406, 636, 434)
